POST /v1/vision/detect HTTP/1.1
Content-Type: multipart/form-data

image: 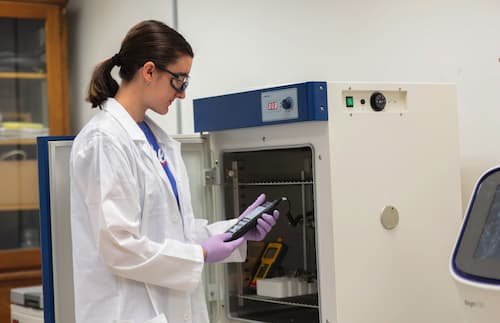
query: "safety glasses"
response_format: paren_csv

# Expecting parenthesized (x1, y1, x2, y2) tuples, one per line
(155, 65, 190, 93)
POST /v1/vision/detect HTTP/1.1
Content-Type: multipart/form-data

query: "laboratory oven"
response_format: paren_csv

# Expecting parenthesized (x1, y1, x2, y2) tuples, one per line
(193, 81, 463, 323)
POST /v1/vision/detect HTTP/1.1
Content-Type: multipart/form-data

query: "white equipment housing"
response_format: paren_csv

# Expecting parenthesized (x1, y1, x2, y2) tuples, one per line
(194, 82, 463, 323)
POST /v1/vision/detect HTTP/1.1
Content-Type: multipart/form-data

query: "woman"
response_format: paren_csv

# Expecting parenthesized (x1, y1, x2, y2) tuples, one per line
(70, 20, 279, 323)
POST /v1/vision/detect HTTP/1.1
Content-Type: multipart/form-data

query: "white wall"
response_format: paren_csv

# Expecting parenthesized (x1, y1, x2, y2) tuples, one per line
(66, 0, 500, 209)
(66, 0, 176, 134)
(177, 0, 500, 210)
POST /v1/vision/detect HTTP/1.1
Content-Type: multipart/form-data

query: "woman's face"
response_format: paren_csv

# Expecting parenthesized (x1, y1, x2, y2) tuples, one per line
(146, 55, 193, 115)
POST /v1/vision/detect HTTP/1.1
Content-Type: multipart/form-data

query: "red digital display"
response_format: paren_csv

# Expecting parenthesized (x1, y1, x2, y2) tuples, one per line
(267, 101, 278, 110)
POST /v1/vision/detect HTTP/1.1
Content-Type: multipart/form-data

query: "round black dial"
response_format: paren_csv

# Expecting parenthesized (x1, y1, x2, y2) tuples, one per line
(370, 92, 386, 111)
(281, 97, 293, 110)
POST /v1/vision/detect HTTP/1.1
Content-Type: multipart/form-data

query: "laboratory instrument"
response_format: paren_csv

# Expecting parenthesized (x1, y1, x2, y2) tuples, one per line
(225, 199, 282, 241)
(451, 166, 500, 323)
(10, 285, 43, 323)
(250, 240, 286, 288)
(194, 81, 463, 323)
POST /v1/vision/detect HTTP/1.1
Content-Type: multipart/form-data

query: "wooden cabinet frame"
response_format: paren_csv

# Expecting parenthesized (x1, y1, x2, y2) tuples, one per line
(0, 1, 69, 321)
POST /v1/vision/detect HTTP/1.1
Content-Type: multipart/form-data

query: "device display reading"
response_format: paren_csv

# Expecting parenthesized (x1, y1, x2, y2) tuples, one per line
(264, 247, 277, 259)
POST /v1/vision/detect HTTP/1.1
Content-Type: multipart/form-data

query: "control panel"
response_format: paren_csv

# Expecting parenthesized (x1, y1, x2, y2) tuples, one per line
(261, 88, 299, 122)
(342, 89, 407, 114)
(193, 81, 327, 132)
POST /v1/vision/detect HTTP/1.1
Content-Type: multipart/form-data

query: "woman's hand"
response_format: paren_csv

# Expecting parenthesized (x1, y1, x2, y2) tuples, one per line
(243, 210, 279, 241)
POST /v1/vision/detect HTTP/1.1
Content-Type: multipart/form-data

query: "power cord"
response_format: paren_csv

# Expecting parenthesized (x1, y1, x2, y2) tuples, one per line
(280, 196, 314, 227)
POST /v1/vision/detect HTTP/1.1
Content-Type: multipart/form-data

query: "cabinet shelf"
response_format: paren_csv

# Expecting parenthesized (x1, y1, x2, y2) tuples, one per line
(238, 180, 314, 186)
(238, 293, 319, 309)
(0, 72, 46, 79)
(0, 138, 37, 145)
(0, 269, 41, 283)
(0, 248, 41, 272)
(0, 204, 38, 211)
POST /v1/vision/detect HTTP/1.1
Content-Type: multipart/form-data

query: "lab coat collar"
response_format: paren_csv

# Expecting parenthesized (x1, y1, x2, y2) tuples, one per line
(103, 98, 179, 149)
(103, 98, 146, 141)
(143, 115, 180, 150)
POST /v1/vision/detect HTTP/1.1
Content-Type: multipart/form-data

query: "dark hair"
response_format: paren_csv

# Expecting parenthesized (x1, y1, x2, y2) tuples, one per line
(86, 20, 194, 108)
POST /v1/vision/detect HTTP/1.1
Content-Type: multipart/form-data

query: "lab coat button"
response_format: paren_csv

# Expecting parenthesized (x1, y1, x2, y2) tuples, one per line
(184, 313, 191, 320)
(173, 217, 179, 223)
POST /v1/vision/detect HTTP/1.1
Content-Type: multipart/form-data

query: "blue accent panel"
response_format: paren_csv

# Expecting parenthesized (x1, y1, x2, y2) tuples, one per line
(307, 82, 329, 121)
(37, 136, 54, 323)
(193, 81, 328, 132)
(37, 136, 74, 323)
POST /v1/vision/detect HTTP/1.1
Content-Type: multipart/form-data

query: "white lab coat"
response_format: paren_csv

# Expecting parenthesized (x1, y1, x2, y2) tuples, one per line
(70, 98, 245, 323)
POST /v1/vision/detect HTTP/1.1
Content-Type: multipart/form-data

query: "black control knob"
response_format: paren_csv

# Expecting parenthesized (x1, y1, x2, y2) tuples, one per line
(281, 97, 293, 110)
(370, 92, 386, 111)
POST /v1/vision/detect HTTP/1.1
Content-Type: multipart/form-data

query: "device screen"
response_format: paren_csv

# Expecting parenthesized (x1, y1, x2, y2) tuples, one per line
(247, 205, 266, 219)
(474, 185, 500, 260)
(264, 247, 277, 259)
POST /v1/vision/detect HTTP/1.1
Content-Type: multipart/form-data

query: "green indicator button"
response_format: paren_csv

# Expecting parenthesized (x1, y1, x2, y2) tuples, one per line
(346, 96, 354, 108)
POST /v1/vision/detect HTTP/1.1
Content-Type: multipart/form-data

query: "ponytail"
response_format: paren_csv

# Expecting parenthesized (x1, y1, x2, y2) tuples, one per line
(86, 57, 119, 108)
(86, 20, 194, 109)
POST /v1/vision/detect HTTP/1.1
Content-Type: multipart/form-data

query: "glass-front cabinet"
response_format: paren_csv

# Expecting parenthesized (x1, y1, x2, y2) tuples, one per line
(0, 1, 68, 321)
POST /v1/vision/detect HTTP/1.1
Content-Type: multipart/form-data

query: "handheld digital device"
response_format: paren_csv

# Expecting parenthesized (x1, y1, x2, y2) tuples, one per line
(225, 199, 282, 242)
(243, 241, 266, 287)
(250, 239, 286, 288)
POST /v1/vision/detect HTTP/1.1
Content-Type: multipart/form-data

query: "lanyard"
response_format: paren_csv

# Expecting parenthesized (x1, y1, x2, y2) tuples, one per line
(138, 122, 180, 208)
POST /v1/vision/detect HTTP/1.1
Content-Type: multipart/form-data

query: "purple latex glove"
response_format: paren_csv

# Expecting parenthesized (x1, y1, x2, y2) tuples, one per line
(239, 194, 280, 241)
(201, 233, 244, 263)
(244, 210, 279, 241)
